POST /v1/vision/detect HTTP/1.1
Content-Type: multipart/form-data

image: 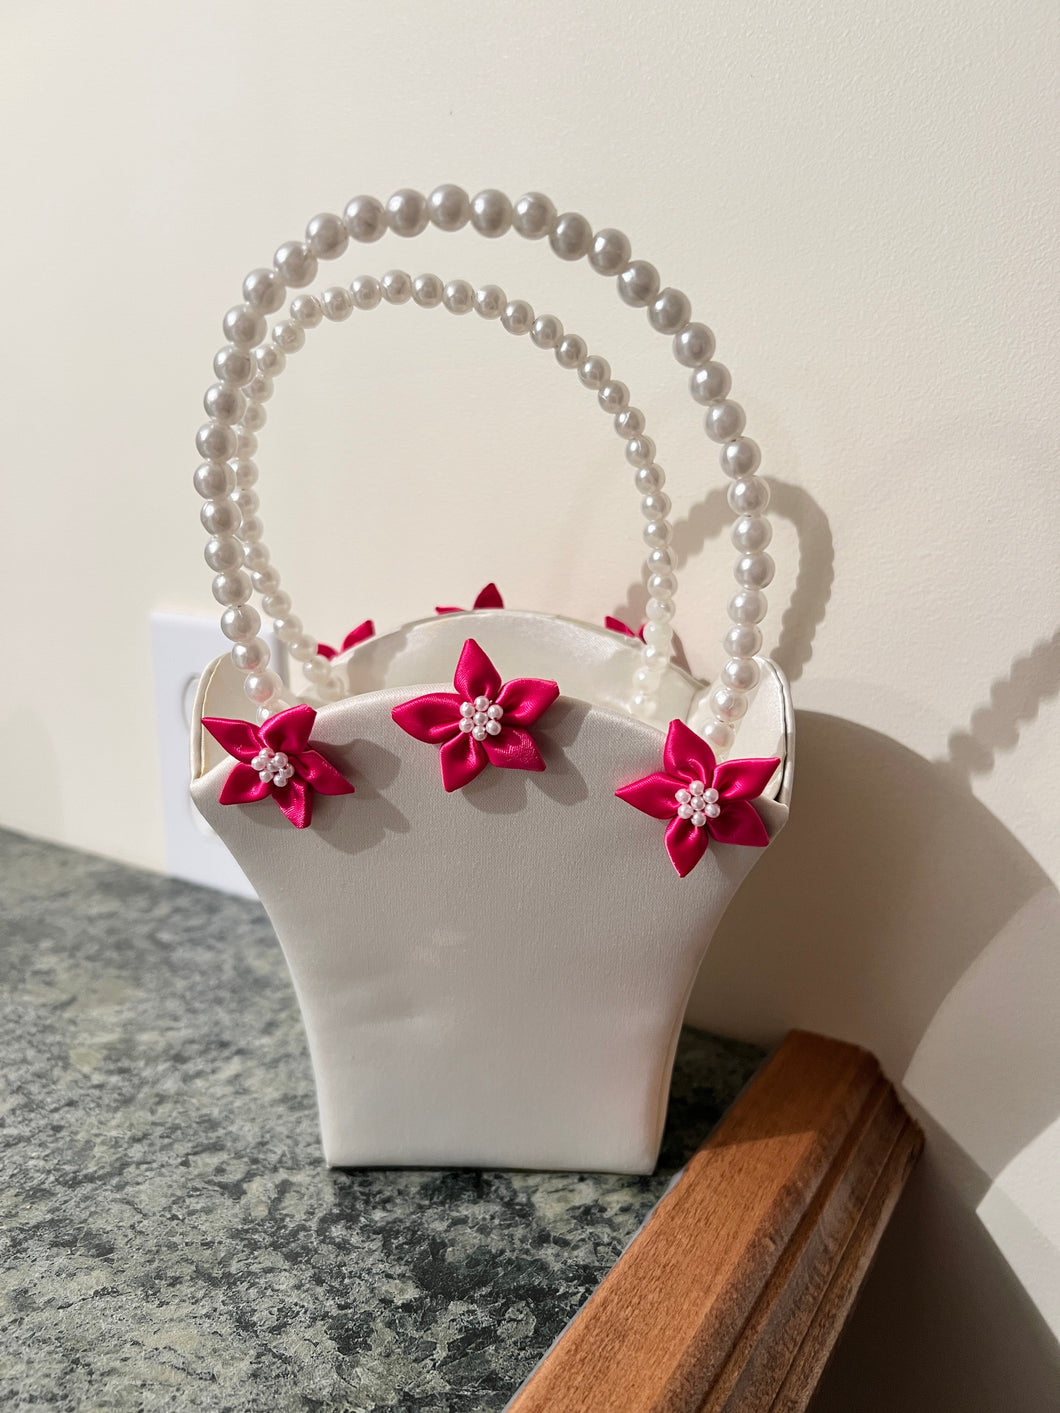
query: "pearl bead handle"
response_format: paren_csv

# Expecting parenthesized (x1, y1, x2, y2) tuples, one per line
(195, 189, 775, 755)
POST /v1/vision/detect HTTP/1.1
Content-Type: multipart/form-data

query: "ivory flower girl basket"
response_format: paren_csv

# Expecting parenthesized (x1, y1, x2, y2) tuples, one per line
(189, 186, 794, 1175)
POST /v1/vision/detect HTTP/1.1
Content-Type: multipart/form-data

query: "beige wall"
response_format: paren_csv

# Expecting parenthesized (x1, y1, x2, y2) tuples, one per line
(2, 1, 1057, 1404)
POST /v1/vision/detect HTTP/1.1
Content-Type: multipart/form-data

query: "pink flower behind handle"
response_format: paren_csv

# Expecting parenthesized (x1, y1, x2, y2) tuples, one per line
(202, 703, 355, 828)
(317, 619, 375, 661)
(616, 718, 779, 877)
(391, 638, 559, 792)
(604, 615, 646, 641)
(436, 583, 504, 614)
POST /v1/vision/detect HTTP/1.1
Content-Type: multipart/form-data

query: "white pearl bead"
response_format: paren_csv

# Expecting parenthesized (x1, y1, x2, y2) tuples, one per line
(244, 670, 284, 706)
(614, 407, 645, 439)
(721, 437, 761, 478)
(473, 711, 488, 726)
(240, 514, 263, 543)
(232, 458, 257, 488)
(305, 211, 349, 260)
(727, 476, 771, 515)
(273, 615, 303, 644)
(617, 260, 660, 307)
(443, 279, 474, 314)
(710, 686, 749, 721)
(673, 324, 716, 367)
(555, 334, 588, 369)
(344, 194, 386, 242)
(212, 570, 252, 607)
(459, 717, 474, 733)
(244, 372, 273, 403)
(288, 637, 317, 662)
(194, 461, 234, 499)
(254, 343, 285, 377)
(642, 619, 674, 648)
(633, 665, 661, 689)
(631, 692, 657, 714)
(200, 498, 241, 535)
(646, 572, 677, 597)
(645, 596, 675, 622)
(289, 295, 322, 328)
(578, 355, 611, 390)
(625, 436, 656, 468)
(474, 284, 506, 319)
(512, 191, 556, 239)
(722, 657, 761, 691)
(214, 345, 253, 386)
(272, 320, 306, 354)
(676, 789, 692, 804)
(642, 520, 673, 548)
(645, 546, 677, 575)
(690, 363, 732, 403)
(641, 643, 669, 667)
(704, 719, 735, 753)
(531, 314, 563, 349)
(487, 704, 504, 720)
(242, 267, 286, 315)
(412, 274, 443, 308)
(705, 401, 747, 443)
(690, 780, 705, 796)
(427, 184, 470, 231)
(735, 551, 775, 589)
(220, 604, 261, 643)
(588, 228, 631, 275)
(381, 270, 413, 304)
(474, 696, 490, 711)
(648, 288, 691, 335)
(350, 275, 382, 310)
(634, 464, 666, 493)
(231, 638, 270, 672)
(261, 590, 292, 617)
(731, 515, 772, 552)
(251, 565, 281, 594)
(386, 188, 429, 237)
(196, 421, 237, 462)
(222, 305, 267, 348)
(705, 802, 721, 818)
(204, 383, 246, 425)
(241, 402, 266, 433)
(203, 536, 243, 573)
(598, 380, 629, 414)
(242, 540, 269, 572)
(728, 589, 768, 625)
(704, 787, 719, 803)
(472, 724, 488, 741)
(460, 702, 475, 717)
(641, 492, 672, 521)
(501, 299, 534, 334)
(677, 803, 694, 820)
(486, 719, 502, 736)
(303, 657, 331, 684)
(470, 189, 512, 237)
(692, 810, 708, 828)
(235, 430, 258, 458)
(273, 240, 317, 288)
(321, 285, 354, 321)
(549, 211, 592, 260)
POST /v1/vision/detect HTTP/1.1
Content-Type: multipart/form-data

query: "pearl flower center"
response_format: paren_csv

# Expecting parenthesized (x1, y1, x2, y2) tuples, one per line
(458, 695, 504, 741)
(674, 780, 720, 828)
(251, 747, 295, 787)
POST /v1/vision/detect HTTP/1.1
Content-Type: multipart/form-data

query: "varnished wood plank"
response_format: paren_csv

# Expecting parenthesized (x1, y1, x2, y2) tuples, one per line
(508, 1031, 922, 1413)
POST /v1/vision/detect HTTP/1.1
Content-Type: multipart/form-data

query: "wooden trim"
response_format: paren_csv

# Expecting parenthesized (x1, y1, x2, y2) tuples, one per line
(508, 1031, 922, 1413)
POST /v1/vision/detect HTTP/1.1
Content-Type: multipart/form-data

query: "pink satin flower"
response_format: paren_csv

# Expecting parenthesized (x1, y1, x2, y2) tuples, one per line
(604, 615, 646, 641)
(436, 582, 504, 614)
(616, 718, 779, 878)
(317, 619, 375, 661)
(202, 703, 355, 828)
(392, 638, 559, 792)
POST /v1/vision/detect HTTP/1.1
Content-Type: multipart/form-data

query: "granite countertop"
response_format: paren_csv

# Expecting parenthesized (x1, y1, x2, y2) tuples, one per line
(0, 828, 763, 1412)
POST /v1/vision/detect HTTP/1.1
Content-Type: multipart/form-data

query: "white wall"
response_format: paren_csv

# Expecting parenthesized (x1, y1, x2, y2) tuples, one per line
(2, 1, 1057, 1404)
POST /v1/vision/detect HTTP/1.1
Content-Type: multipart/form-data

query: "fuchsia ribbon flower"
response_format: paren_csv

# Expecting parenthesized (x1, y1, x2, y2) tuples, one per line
(436, 583, 504, 614)
(202, 703, 355, 829)
(392, 638, 559, 792)
(317, 620, 375, 661)
(616, 718, 779, 878)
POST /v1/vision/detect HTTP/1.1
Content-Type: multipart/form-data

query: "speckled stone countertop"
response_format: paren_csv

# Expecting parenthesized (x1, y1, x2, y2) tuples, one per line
(0, 828, 763, 1412)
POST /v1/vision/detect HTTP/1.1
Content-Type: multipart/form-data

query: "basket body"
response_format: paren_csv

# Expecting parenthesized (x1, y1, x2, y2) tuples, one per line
(191, 612, 790, 1173)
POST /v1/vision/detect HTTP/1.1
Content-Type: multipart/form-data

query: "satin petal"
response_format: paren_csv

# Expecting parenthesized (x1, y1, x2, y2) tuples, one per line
(391, 692, 463, 744)
(663, 718, 718, 785)
(473, 582, 504, 609)
(341, 620, 374, 651)
(218, 762, 272, 804)
(713, 756, 781, 802)
(482, 726, 545, 772)
(604, 616, 637, 638)
(707, 798, 771, 847)
(202, 717, 261, 763)
(494, 676, 560, 725)
(615, 772, 684, 820)
(439, 733, 488, 792)
(260, 703, 316, 754)
(665, 816, 710, 878)
(453, 639, 501, 702)
(296, 748, 355, 796)
(316, 642, 337, 661)
(273, 778, 312, 828)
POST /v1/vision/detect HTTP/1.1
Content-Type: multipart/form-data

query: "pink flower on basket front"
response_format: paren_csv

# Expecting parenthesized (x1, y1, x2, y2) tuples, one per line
(616, 718, 779, 878)
(202, 703, 354, 829)
(392, 638, 559, 792)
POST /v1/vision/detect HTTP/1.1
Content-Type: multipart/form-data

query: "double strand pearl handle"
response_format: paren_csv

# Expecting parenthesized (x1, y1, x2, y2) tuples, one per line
(194, 188, 775, 755)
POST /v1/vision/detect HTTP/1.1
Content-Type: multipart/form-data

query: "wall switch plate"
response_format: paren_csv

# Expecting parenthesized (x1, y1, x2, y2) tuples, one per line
(151, 612, 284, 897)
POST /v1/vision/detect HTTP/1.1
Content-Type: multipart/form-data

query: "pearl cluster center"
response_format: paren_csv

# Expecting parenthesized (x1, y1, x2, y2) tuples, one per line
(459, 695, 504, 741)
(251, 747, 294, 786)
(675, 780, 720, 828)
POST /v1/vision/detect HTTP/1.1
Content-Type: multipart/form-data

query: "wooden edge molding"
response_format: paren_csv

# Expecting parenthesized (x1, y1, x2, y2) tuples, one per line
(507, 1030, 923, 1413)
